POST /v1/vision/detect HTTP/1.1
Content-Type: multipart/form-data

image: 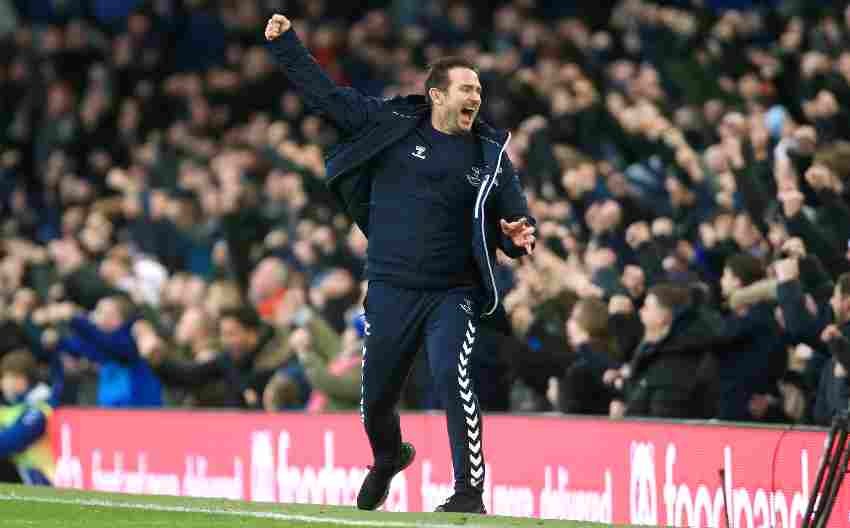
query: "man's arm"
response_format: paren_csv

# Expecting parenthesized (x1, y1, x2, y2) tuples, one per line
(154, 356, 227, 388)
(265, 15, 384, 136)
(0, 408, 46, 457)
(494, 157, 536, 258)
(57, 335, 107, 364)
(68, 317, 138, 363)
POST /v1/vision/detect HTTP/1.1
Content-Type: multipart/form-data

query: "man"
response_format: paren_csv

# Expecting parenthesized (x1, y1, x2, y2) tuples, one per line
(0, 349, 62, 485)
(775, 258, 850, 424)
(265, 14, 535, 514)
(717, 253, 785, 420)
(613, 284, 720, 419)
(145, 307, 295, 408)
(819, 273, 850, 422)
(45, 296, 162, 408)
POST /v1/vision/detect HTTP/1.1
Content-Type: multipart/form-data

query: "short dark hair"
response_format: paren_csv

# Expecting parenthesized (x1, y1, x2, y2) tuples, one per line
(725, 253, 766, 286)
(424, 56, 479, 104)
(219, 306, 262, 330)
(648, 283, 692, 312)
(1, 350, 38, 383)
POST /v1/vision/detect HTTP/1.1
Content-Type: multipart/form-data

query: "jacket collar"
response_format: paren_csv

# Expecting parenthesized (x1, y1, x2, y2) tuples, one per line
(397, 95, 508, 145)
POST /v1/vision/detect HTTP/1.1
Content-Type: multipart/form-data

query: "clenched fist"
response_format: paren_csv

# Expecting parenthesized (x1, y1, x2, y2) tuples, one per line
(265, 14, 291, 41)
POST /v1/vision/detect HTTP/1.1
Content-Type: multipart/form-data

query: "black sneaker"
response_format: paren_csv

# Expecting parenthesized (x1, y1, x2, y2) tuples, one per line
(434, 491, 486, 514)
(356, 442, 416, 510)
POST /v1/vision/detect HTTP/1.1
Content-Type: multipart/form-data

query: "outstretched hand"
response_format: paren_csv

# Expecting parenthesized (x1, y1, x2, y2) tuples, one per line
(500, 217, 535, 255)
(265, 14, 291, 41)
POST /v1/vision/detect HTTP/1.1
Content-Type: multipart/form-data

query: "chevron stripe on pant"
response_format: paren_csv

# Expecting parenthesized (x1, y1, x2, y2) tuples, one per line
(360, 280, 485, 492)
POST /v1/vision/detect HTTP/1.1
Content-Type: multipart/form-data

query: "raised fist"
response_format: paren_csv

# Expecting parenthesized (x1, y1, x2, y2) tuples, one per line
(778, 190, 805, 218)
(822, 324, 842, 343)
(265, 14, 291, 41)
(608, 294, 634, 315)
(773, 257, 799, 283)
(625, 221, 651, 250)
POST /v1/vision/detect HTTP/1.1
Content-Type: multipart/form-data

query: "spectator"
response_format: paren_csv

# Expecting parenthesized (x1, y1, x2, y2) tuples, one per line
(614, 283, 720, 419)
(716, 253, 785, 420)
(143, 306, 296, 409)
(295, 313, 363, 412)
(40, 296, 161, 408)
(0, 349, 62, 485)
(548, 297, 619, 414)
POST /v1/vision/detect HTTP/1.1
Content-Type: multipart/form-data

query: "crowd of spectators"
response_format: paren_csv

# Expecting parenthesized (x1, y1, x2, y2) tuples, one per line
(2, 0, 850, 426)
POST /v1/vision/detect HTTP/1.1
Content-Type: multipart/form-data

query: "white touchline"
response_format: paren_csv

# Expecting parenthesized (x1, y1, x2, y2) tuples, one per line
(0, 493, 482, 528)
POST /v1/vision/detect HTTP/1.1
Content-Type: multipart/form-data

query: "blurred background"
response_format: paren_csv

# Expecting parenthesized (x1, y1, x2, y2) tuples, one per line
(1, 0, 850, 429)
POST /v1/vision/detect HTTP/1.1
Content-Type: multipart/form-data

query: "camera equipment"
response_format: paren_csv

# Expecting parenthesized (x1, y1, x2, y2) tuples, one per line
(802, 405, 850, 528)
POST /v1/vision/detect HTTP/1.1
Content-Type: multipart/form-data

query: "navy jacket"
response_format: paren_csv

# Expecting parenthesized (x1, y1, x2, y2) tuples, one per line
(267, 29, 533, 321)
(715, 302, 785, 421)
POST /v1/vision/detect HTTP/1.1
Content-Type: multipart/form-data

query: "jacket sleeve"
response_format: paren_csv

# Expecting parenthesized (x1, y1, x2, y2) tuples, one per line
(68, 317, 138, 363)
(829, 335, 850, 373)
(785, 211, 841, 269)
(624, 379, 650, 416)
(493, 156, 535, 258)
(0, 407, 46, 457)
(731, 160, 771, 235)
(306, 315, 342, 363)
(815, 188, 850, 248)
(714, 311, 767, 356)
(776, 279, 828, 343)
(155, 356, 227, 388)
(58, 334, 109, 363)
(609, 312, 643, 363)
(299, 353, 362, 402)
(266, 29, 384, 136)
(813, 362, 833, 426)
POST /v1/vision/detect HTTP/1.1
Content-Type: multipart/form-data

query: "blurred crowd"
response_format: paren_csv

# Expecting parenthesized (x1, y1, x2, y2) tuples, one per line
(2, 0, 850, 426)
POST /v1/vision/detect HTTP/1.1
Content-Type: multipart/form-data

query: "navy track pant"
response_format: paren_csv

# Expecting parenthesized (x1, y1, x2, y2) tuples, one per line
(361, 281, 485, 492)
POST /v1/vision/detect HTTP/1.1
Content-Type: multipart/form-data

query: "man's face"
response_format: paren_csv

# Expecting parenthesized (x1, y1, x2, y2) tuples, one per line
(831, 286, 850, 323)
(733, 214, 760, 249)
(93, 299, 123, 331)
(432, 67, 482, 133)
(639, 294, 672, 334)
(249, 258, 285, 303)
(721, 267, 742, 300)
(219, 318, 256, 358)
(622, 265, 645, 298)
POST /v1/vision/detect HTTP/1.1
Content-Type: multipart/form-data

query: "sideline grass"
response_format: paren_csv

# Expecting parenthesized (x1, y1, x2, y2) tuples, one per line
(0, 483, 628, 527)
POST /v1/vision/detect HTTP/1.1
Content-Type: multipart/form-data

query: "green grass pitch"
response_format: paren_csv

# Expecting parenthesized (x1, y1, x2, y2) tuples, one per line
(0, 483, 630, 527)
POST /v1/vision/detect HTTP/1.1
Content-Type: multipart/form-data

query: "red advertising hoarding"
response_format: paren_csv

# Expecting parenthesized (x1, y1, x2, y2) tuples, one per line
(50, 409, 840, 527)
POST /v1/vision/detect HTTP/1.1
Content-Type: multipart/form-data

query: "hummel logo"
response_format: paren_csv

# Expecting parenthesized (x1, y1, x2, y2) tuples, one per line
(411, 145, 427, 159)
(459, 298, 473, 315)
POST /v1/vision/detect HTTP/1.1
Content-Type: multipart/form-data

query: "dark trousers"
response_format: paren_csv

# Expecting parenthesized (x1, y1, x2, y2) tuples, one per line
(361, 281, 485, 492)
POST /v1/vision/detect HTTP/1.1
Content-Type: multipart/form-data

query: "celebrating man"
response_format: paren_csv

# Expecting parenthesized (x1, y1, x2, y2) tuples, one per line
(266, 14, 535, 514)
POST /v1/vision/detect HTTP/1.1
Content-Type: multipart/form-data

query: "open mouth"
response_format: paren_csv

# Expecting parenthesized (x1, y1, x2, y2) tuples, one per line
(460, 107, 477, 121)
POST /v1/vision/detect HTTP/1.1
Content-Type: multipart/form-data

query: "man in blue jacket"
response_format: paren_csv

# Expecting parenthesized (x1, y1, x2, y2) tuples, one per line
(265, 14, 536, 514)
(48, 296, 162, 408)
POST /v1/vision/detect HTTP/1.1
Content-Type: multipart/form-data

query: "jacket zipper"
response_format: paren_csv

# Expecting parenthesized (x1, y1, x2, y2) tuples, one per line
(475, 132, 511, 316)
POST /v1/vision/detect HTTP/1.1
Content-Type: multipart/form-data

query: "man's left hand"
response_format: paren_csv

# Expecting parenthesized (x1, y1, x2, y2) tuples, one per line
(500, 217, 535, 255)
